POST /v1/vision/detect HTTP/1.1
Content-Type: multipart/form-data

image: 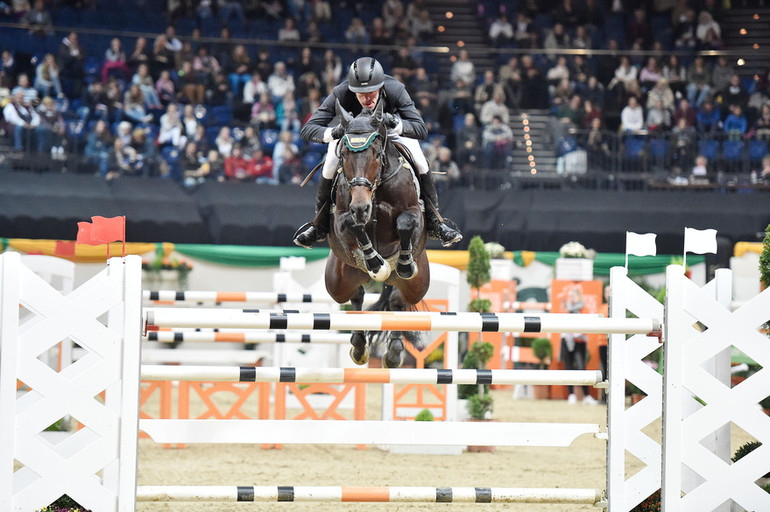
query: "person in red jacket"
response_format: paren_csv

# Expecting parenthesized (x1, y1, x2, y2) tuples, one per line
(224, 144, 252, 181)
(250, 147, 274, 184)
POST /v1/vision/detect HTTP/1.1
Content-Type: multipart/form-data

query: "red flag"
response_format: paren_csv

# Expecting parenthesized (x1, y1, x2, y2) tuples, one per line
(76, 221, 101, 246)
(54, 240, 76, 257)
(91, 216, 126, 243)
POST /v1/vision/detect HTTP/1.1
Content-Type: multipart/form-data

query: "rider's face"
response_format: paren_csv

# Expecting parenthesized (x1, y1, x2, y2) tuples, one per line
(355, 89, 380, 110)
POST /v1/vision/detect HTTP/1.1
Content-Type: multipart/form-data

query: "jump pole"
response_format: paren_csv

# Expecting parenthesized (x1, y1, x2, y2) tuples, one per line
(143, 290, 381, 304)
(145, 331, 352, 344)
(140, 365, 605, 387)
(145, 309, 660, 334)
(136, 485, 604, 504)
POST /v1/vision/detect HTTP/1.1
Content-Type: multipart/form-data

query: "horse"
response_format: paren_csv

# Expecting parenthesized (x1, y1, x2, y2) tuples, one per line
(324, 99, 430, 368)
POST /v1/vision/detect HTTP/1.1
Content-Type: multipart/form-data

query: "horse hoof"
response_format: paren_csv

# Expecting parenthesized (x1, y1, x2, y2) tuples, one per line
(350, 345, 369, 365)
(396, 262, 417, 280)
(382, 350, 404, 368)
(368, 260, 391, 282)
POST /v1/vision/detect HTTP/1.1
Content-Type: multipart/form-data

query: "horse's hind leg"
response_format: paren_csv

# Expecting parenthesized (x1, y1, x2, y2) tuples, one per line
(382, 287, 411, 369)
(348, 285, 369, 365)
(395, 211, 419, 280)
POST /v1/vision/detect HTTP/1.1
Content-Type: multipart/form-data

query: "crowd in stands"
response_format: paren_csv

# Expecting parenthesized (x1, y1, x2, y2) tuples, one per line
(1, 0, 770, 190)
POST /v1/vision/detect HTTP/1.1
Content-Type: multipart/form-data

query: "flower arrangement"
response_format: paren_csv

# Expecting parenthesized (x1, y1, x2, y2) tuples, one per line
(483, 242, 506, 259)
(142, 257, 194, 288)
(558, 241, 596, 259)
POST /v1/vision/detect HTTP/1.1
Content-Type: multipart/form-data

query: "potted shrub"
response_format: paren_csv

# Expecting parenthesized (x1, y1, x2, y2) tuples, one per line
(414, 408, 435, 421)
(732, 441, 770, 490)
(467, 236, 492, 314)
(462, 342, 496, 453)
(760, 224, 770, 290)
(531, 337, 552, 399)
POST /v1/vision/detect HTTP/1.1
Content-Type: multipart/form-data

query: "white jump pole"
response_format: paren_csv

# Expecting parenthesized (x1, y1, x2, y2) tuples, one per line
(143, 290, 381, 304)
(145, 331, 352, 344)
(145, 309, 660, 334)
(140, 365, 605, 387)
(136, 485, 604, 504)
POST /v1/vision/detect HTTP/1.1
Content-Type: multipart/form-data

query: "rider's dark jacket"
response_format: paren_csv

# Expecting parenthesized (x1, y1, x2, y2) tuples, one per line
(300, 75, 428, 143)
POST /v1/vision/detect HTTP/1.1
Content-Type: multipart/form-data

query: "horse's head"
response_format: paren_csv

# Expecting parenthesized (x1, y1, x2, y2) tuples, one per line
(336, 99, 387, 226)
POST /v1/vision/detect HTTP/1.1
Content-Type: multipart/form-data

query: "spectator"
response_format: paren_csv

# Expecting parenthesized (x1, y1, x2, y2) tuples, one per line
(695, 11, 721, 48)
(686, 55, 712, 107)
(130, 126, 155, 174)
(750, 103, 770, 140)
(670, 116, 697, 172)
(163, 25, 183, 55)
(717, 73, 749, 115)
(673, 7, 697, 51)
(585, 117, 612, 165)
(556, 94, 585, 129)
(583, 76, 605, 107)
(382, 0, 404, 34)
(1, 50, 17, 84)
(296, 71, 321, 105)
(227, 44, 252, 97)
(544, 23, 571, 54)
(386, 47, 415, 82)
(450, 49, 475, 89)
(696, 99, 721, 134)
(215, 126, 234, 157)
(128, 37, 150, 72)
(553, 0, 583, 29)
(639, 57, 662, 92)
(84, 119, 113, 175)
(481, 115, 513, 170)
(646, 78, 675, 112)
(448, 78, 474, 116)
(58, 32, 85, 96)
(311, 0, 331, 22)
(432, 147, 461, 192)
(410, 9, 433, 43)
(266, 61, 295, 103)
(276, 90, 300, 132)
(278, 148, 304, 184)
(250, 92, 277, 129)
(115, 120, 133, 146)
(4, 88, 39, 151)
(673, 97, 697, 127)
(646, 99, 672, 133)
(178, 60, 205, 105)
(253, 46, 273, 81)
(21, 0, 51, 35)
(582, 98, 602, 129)
(278, 17, 301, 41)
(572, 25, 592, 50)
(157, 103, 186, 148)
(13, 72, 38, 104)
(320, 49, 342, 93)
(87, 79, 121, 122)
(102, 38, 130, 83)
(661, 54, 687, 99)
(247, 147, 273, 184)
(689, 154, 709, 184)
(193, 44, 220, 85)
(300, 86, 322, 123)
(722, 104, 747, 140)
(610, 56, 638, 94)
(513, 12, 534, 46)
(547, 56, 571, 94)
(224, 143, 252, 180)
(479, 90, 509, 126)
(155, 69, 176, 106)
(711, 55, 733, 94)
(107, 137, 143, 179)
(627, 8, 652, 48)
(271, 129, 298, 178)
(219, 0, 246, 25)
(550, 78, 574, 108)
(132, 63, 162, 108)
(151, 34, 174, 75)
(35, 95, 65, 154)
(474, 70, 504, 114)
(455, 112, 480, 169)
(181, 103, 200, 139)
(295, 47, 321, 80)
(33, 54, 61, 98)
(180, 141, 210, 188)
(207, 70, 233, 107)
(345, 17, 370, 47)
(207, 149, 224, 182)
(409, 67, 436, 102)
(122, 83, 150, 123)
(369, 17, 392, 46)
(620, 95, 644, 132)
(240, 125, 261, 153)
(520, 55, 549, 110)
(242, 69, 267, 105)
(191, 123, 209, 154)
(304, 19, 325, 43)
(569, 55, 591, 94)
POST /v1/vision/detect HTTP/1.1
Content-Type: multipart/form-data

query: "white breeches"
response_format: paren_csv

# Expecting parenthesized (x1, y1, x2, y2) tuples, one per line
(321, 132, 429, 179)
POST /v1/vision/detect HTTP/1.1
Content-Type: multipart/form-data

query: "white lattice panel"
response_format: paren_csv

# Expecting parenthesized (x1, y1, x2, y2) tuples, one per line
(664, 266, 770, 511)
(0, 253, 142, 512)
(607, 267, 664, 511)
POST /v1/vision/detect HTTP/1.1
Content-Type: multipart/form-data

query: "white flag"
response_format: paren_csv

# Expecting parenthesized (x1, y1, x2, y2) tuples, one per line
(684, 227, 718, 254)
(626, 232, 657, 257)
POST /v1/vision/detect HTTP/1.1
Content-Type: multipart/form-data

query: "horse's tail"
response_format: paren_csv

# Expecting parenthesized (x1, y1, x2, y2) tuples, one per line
(366, 284, 394, 313)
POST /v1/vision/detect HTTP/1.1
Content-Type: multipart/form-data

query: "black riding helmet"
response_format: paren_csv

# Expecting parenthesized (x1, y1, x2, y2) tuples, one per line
(348, 57, 385, 93)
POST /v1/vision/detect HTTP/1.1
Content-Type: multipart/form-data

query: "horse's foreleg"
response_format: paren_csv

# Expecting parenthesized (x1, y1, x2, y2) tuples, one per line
(382, 288, 411, 369)
(342, 213, 390, 282)
(395, 211, 419, 280)
(348, 285, 369, 365)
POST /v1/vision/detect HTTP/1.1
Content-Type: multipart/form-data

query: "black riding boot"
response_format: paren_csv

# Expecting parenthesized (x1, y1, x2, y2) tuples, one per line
(293, 177, 333, 248)
(418, 172, 462, 247)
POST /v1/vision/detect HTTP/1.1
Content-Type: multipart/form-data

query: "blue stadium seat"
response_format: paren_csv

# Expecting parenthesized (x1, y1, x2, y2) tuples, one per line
(748, 139, 768, 163)
(698, 139, 719, 161)
(260, 129, 280, 152)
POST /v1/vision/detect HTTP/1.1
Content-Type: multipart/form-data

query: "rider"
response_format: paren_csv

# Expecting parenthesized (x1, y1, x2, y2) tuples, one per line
(294, 56, 463, 249)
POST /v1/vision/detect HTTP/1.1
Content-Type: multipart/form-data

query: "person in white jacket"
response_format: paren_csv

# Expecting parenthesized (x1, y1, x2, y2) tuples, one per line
(3, 89, 40, 151)
(620, 96, 644, 132)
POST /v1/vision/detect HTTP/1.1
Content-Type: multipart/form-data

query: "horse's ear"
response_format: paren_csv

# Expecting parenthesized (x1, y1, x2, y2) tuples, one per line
(373, 99, 383, 126)
(336, 99, 353, 129)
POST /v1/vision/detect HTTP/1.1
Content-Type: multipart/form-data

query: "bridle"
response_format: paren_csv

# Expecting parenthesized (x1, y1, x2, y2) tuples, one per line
(339, 130, 388, 192)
